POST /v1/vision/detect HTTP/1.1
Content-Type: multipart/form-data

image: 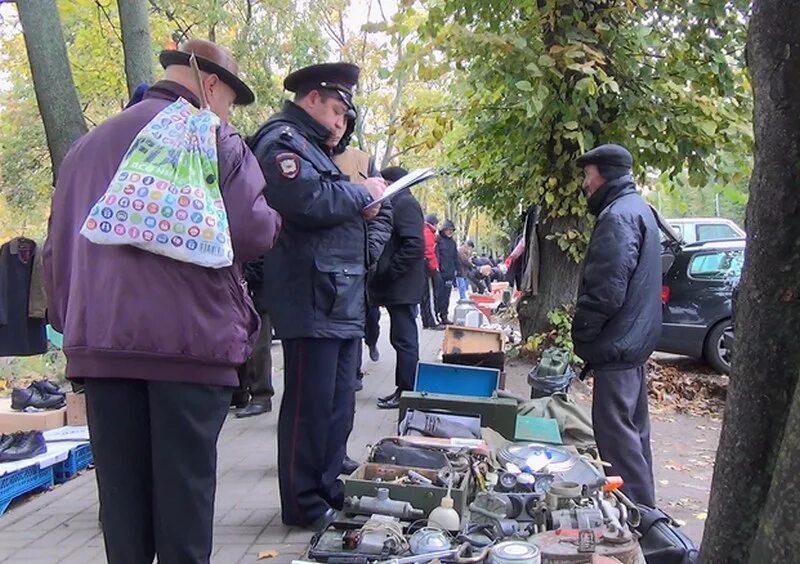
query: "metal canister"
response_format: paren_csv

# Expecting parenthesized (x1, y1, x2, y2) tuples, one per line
(489, 541, 542, 564)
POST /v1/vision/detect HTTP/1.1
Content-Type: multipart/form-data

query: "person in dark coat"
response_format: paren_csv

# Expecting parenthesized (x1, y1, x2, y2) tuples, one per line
(328, 107, 392, 472)
(232, 258, 275, 417)
(249, 62, 387, 531)
(436, 219, 459, 323)
(370, 166, 426, 409)
(571, 143, 661, 507)
(420, 214, 442, 328)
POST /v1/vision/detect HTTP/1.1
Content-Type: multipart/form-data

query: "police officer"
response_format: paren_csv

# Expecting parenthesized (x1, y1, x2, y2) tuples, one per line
(571, 143, 661, 507)
(249, 63, 387, 530)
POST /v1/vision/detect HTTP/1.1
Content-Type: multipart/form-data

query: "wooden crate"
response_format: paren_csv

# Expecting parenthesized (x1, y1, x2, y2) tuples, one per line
(442, 326, 504, 355)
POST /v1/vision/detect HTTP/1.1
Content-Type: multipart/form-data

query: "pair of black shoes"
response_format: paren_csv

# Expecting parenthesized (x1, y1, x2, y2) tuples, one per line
(11, 380, 66, 411)
(0, 431, 47, 462)
(377, 388, 402, 409)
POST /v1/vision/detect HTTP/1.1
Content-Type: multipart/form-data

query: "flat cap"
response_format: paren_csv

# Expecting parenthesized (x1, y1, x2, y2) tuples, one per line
(576, 143, 633, 169)
(284, 62, 360, 110)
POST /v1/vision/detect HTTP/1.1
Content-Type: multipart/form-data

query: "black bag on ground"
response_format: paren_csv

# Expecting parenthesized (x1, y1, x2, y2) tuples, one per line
(370, 438, 450, 469)
(637, 505, 700, 564)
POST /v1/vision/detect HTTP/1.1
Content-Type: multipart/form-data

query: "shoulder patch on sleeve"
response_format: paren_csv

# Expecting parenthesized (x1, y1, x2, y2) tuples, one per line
(276, 152, 300, 179)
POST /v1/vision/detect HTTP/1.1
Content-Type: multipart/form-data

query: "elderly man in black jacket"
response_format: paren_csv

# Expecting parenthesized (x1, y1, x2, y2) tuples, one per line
(371, 166, 426, 410)
(572, 143, 661, 508)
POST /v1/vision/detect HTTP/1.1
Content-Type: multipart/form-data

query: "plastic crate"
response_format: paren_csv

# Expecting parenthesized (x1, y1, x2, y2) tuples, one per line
(0, 465, 54, 516)
(53, 443, 94, 484)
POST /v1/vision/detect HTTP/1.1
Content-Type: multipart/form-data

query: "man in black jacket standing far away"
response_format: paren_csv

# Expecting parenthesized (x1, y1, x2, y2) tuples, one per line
(571, 143, 661, 508)
(371, 166, 426, 410)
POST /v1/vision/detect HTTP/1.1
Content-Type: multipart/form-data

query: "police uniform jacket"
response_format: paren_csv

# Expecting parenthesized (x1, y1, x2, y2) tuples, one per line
(249, 101, 373, 339)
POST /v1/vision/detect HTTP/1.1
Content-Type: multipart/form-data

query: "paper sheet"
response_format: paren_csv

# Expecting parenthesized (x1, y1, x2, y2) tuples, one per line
(364, 167, 437, 209)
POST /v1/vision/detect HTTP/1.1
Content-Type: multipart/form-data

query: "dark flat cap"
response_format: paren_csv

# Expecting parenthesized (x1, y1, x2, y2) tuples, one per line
(576, 143, 633, 169)
(284, 62, 360, 110)
(159, 39, 255, 105)
(425, 214, 439, 226)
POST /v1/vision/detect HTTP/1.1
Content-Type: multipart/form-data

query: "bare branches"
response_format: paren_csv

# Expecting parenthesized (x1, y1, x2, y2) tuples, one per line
(95, 0, 122, 43)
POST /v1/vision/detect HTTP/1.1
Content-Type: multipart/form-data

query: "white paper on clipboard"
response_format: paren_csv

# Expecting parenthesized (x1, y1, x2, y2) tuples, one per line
(364, 167, 437, 209)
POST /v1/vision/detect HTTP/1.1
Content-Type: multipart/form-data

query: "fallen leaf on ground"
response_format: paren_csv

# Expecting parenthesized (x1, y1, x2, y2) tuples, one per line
(675, 519, 687, 527)
(257, 550, 279, 560)
(659, 479, 670, 486)
(695, 512, 708, 521)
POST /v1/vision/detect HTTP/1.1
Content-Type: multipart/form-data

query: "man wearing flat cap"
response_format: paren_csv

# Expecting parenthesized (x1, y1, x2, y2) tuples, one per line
(249, 63, 387, 530)
(571, 143, 661, 507)
(44, 39, 281, 562)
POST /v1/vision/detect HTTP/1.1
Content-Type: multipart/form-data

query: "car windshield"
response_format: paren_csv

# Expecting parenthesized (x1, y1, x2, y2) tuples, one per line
(689, 249, 744, 281)
(696, 223, 740, 241)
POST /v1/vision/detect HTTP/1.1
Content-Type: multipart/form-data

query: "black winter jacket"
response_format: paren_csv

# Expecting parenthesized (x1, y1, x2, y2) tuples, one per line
(249, 102, 375, 339)
(572, 176, 662, 369)
(436, 232, 459, 281)
(369, 191, 425, 306)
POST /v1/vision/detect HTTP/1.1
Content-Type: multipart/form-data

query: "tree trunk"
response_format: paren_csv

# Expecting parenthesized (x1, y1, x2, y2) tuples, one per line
(117, 0, 154, 96)
(701, 2, 800, 562)
(16, 0, 88, 183)
(518, 214, 583, 338)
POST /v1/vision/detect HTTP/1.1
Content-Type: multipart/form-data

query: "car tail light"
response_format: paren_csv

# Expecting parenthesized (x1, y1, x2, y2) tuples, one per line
(661, 286, 671, 304)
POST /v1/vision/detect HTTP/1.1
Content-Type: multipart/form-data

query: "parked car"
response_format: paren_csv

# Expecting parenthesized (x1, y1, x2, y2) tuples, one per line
(666, 217, 744, 244)
(656, 238, 744, 374)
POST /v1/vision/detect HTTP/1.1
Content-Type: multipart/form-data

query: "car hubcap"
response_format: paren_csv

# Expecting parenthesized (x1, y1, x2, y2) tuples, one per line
(718, 327, 733, 368)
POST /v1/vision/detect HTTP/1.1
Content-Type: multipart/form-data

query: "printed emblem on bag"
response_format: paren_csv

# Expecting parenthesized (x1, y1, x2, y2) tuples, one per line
(276, 153, 300, 179)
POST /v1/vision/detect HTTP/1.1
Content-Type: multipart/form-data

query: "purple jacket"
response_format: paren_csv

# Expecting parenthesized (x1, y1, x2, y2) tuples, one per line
(43, 81, 281, 387)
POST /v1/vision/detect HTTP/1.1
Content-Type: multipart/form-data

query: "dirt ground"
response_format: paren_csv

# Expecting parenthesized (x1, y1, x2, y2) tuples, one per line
(502, 355, 722, 544)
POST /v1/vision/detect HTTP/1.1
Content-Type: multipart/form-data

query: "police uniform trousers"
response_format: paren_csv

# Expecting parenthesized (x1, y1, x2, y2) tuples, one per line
(85, 378, 231, 564)
(278, 337, 359, 526)
(388, 304, 419, 392)
(237, 312, 275, 402)
(591, 365, 656, 507)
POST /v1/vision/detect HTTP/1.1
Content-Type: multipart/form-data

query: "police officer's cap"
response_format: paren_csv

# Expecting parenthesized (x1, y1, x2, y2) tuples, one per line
(284, 62, 360, 110)
(576, 144, 633, 169)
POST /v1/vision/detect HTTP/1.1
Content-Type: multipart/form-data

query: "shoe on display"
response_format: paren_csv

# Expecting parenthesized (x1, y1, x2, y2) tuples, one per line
(11, 386, 66, 411)
(32, 380, 66, 397)
(0, 433, 18, 453)
(0, 431, 47, 462)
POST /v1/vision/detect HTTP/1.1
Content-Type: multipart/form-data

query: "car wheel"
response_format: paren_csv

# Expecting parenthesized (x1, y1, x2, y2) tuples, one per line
(704, 320, 733, 375)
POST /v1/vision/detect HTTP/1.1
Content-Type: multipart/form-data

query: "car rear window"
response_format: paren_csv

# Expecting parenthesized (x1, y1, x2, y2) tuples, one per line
(688, 250, 744, 280)
(696, 223, 739, 241)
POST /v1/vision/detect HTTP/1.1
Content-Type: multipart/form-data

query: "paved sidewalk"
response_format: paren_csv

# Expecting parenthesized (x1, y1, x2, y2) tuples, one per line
(0, 314, 445, 564)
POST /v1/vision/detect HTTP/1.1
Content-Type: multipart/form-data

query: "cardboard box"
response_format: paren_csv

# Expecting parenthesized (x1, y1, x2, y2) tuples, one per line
(66, 393, 87, 426)
(442, 326, 504, 355)
(344, 463, 470, 519)
(0, 397, 66, 434)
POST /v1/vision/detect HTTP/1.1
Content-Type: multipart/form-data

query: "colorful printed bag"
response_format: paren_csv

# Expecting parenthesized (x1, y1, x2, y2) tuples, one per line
(80, 98, 233, 268)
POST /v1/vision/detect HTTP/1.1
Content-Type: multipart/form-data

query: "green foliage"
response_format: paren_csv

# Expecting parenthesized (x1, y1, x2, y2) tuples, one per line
(521, 304, 580, 364)
(421, 0, 753, 261)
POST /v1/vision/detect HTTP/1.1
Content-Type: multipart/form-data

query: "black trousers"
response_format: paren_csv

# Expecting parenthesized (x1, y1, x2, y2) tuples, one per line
(592, 365, 656, 506)
(85, 378, 231, 564)
(278, 338, 358, 526)
(421, 271, 443, 328)
(388, 304, 419, 392)
(237, 312, 275, 401)
(437, 277, 454, 321)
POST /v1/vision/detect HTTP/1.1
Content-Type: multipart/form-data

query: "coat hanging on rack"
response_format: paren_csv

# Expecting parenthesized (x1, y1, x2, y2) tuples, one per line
(0, 237, 48, 357)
